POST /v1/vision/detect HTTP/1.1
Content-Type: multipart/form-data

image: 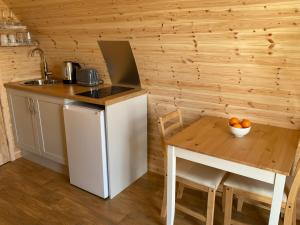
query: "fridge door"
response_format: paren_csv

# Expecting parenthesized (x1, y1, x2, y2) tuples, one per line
(63, 104, 109, 198)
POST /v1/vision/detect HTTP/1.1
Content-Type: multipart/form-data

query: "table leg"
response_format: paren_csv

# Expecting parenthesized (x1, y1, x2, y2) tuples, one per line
(269, 174, 286, 225)
(166, 145, 176, 225)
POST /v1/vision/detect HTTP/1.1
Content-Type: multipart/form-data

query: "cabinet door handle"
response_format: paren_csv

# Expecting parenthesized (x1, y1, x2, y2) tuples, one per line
(30, 99, 36, 114)
(27, 97, 33, 114)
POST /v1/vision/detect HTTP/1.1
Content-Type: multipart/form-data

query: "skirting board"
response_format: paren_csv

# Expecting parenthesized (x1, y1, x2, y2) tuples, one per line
(20, 151, 68, 175)
(14, 149, 22, 159)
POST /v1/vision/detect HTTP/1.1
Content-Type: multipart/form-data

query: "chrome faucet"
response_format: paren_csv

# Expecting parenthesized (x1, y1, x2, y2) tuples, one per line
(30, 47, 52, 80)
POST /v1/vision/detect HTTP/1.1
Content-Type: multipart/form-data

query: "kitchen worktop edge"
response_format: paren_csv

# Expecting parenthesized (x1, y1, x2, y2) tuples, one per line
(4, 81, 147, 106)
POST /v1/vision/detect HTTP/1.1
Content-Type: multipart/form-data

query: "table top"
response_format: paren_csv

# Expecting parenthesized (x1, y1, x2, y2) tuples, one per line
(166, 116, 300, 176)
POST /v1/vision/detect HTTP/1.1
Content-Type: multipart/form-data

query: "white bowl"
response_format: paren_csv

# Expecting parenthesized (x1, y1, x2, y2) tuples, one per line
(229, 125, 251, 138)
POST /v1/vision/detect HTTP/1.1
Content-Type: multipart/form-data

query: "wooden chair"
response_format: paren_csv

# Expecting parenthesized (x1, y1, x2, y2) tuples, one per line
(159, 109, 226, 225)
(223, 160, 300, 225)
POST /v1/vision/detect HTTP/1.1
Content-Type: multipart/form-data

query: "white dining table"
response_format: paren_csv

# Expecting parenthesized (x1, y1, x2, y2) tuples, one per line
(165, 116, 300, 225)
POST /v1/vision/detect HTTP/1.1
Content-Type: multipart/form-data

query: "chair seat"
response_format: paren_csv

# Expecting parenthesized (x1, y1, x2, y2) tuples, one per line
(224, 174, 288, 202)
(176, 158, 226, 189)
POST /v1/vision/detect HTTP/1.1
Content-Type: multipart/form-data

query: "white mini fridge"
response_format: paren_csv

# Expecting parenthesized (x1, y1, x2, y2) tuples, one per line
(63, 102, 109, 198)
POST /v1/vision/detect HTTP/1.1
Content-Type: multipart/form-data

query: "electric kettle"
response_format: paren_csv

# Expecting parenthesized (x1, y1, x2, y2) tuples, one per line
(63, 61, 81, 84)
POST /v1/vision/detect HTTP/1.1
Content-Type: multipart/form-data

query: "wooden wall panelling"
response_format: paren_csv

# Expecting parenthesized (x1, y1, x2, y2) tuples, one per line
(0, 0, 10, 164)
(3, 0, 300, 175)
(0, 0, 42, 159)
(0, 74, 10, 165)
(0, 0, 6, 7)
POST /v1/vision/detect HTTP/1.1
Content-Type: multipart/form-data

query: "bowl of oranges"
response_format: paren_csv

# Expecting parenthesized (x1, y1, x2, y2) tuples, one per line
(229, 117, 252, 138)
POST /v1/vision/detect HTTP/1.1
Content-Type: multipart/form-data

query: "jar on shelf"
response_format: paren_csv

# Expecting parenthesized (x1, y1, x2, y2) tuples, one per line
(0, 33, 8, 46)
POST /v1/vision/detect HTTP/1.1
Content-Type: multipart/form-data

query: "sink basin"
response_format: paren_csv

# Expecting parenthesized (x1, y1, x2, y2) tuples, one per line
(20, 79, 61, 86)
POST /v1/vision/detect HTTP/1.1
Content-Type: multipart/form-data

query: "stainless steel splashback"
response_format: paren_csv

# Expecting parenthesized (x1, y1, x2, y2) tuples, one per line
(98, 41, 141, 88)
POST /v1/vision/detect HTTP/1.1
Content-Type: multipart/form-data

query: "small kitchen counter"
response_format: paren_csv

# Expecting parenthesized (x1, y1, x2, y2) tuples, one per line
(5, 80, 148, 199)
(4, 81, 147, 106)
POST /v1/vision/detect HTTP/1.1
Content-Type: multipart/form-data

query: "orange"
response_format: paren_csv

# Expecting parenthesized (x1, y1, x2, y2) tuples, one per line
(229, 117, 240, 126)
(233, 123, 242, 128)
(241, 119, 251, 128)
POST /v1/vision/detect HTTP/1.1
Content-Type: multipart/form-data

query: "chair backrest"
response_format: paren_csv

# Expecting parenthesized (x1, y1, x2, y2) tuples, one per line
(287, 159, 300, 204)
(283, 157, 300, 224)
(158, 109, 183, 175)
(158, 109, 183, 140)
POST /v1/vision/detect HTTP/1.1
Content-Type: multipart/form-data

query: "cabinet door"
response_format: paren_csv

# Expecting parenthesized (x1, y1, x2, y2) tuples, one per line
(9, 93, 39, 154)
(36, 99, 66, 164)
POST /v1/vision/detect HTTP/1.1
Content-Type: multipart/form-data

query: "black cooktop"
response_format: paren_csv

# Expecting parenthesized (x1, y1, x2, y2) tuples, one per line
(76, 86, 134, 99)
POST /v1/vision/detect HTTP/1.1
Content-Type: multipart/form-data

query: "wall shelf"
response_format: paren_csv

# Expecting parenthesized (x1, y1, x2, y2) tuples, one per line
(0, 24, 27, 30)
(0, 42, 37, 47)
(0, 23, 36, 47)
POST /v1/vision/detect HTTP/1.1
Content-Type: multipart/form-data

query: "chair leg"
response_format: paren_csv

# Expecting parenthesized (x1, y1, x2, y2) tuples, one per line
(293, 203, 297, 225)
(177, 183, 185, 199)
(237, 198, 244, 212)
(224, 186, 234, 225)
(160, 174, 167, 218)
(222, 188, 226, 212)
(283, 202, 295, 225)
(206, 188, 216, 225)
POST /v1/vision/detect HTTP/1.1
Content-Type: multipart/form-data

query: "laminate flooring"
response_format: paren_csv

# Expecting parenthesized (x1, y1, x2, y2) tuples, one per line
(0, 158, 297, 225)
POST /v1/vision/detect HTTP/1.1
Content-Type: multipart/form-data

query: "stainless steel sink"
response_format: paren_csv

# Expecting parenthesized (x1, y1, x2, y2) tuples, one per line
(20, 79, 61, 86)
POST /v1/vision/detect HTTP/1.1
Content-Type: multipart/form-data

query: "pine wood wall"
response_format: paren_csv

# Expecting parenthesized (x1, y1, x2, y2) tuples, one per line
(2, 0, 300, 174)
(0, 0, 41, 161)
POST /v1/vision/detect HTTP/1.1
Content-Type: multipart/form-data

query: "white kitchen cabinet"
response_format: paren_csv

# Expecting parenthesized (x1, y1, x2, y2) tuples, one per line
(8, 92, 40, 155)
(7, 87, 148, 198)
(7, 89, 67, 165)
(105, 94, 147, 198)
(36, 97, 67, 164)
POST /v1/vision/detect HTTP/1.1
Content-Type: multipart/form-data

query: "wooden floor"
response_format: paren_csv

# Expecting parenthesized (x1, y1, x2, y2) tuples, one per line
(0, 158, 298, 225)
